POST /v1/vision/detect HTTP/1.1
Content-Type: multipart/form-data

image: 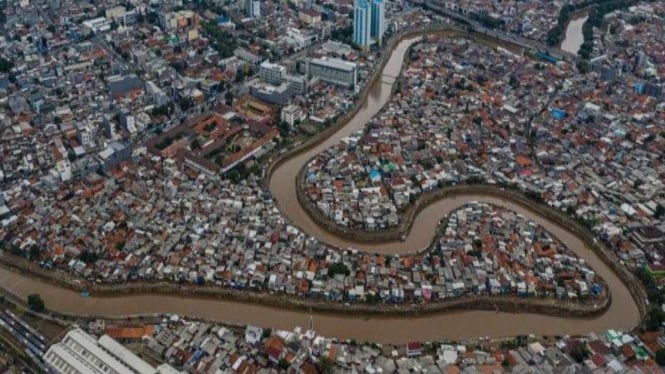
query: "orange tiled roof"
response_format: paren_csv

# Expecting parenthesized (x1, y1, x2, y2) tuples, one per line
(105, 325, 154, 339)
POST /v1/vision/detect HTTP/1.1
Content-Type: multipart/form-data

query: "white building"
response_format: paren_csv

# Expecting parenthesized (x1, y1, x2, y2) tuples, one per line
(308, 58, 358, 88)
(245, 0, 261, 18)
(82, 17, 113, 33)
(281, 104, 305, 128)
(286, 28, 317, 50)
(44, 328, 179, 374)
(75, 122, 94, 149)
(259, 61, 286, 85)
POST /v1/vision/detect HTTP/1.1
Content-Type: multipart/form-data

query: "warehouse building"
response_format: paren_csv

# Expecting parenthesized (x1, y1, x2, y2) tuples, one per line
(44, 327, 180, 374)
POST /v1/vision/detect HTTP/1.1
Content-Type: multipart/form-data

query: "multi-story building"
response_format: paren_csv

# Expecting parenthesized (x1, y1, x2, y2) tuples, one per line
(259, 61, 286, 85)
(246, 0, 261, 18)
(285, 74, 307, 95)
(281, 104, 305, 128)
(159, 10, 199, 32)
(308, 58, 358, 88)
(353, 0, 371, 50)
(286, 28, 318, 50)
(75, 122, 94, 149)
(299, 8, 321, 26)
(371, 0, 385, 44)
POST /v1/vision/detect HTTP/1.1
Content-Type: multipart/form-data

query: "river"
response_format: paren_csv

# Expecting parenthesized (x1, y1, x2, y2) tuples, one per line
(0, 36, 641, 344)
(561, 14, 588, 55)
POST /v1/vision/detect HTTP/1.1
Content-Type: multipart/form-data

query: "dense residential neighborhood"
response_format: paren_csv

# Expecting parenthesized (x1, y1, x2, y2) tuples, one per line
(0, 0, 664, 372)
(303, 22, 665, 273)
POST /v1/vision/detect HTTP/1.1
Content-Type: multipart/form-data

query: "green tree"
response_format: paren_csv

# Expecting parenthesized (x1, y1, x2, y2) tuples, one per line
(576, 60, 590, 74)
(655, 204, 665, 219)
(179, 97, 192, 111)
(327, 262, 350, 277)
(27, 294, 45, 313)
(202, 20, 238, 58)
(468, 249, 482, 258)
(29, 245, 40, 260)
(235, 67, 245, 82)
(151, 105, 169, 117)
(79, 251, 100, 264)
(278, 121, 290, 137)
(0, 57, 14, 73)
(656, 349, 665, 366)
(646, 306, 665, 331)
(569, 345, 590, 363)
(317, 357, 334, 374)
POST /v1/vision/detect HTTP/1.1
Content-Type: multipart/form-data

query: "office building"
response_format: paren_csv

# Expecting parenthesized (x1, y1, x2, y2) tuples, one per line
(44, 327, 180, 374)
(246, 0, 261, 18)
(353, 0, 371, 50)
(250, 73, 306, 105)
(259, 61, 287, 85)
(281, 104, 305, 128)
(285, 74, 307, 95)
(309, 58, 358, 88)
(250, 83, 291, 105)
(370, 0, 385, 44)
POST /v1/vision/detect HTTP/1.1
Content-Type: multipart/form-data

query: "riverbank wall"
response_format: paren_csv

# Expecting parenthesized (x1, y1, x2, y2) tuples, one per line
(263, 25, 462, 187)
(294, 180, 647, 326)
(0, 254, 611, 320)
(263, 23, 532, 188)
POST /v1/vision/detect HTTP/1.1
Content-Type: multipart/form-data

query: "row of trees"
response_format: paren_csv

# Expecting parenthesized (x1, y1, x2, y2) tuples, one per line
(547, 0, 655, 61)
(544, 0, 618, 47)
(577, 0, 643, 59)
(637, 267, 665, 365)
(637, 267, 665, 331)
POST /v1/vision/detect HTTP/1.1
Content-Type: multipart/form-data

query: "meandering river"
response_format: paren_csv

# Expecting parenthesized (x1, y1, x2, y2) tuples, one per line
(0, 36, 641, 344)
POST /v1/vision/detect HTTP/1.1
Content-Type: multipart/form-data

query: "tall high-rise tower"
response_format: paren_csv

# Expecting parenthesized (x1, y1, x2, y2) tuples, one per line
(353, 0, 371, 50)
(370, 0, 385, 44)
(246, 0, 261, 18)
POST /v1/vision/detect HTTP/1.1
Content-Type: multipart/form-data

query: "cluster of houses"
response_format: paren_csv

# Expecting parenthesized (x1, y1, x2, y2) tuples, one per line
(303, 30, 665, 274)
(83, 317, 665, 373)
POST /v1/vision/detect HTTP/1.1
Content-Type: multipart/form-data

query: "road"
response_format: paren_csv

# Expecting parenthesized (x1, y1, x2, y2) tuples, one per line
(419, 0, 577, 61)
(0, 310, 47, 369)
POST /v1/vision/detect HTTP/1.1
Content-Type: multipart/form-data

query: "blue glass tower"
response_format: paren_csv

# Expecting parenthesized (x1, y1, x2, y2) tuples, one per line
(370, 0, 385, 43)
(353, 0, 371, 50)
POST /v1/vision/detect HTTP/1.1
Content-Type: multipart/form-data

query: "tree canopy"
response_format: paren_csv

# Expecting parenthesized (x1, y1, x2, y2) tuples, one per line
(27, 294, 45, 313)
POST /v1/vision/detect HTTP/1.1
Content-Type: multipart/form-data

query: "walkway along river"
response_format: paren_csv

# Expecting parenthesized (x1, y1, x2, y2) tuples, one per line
(0, 29, 643, 344)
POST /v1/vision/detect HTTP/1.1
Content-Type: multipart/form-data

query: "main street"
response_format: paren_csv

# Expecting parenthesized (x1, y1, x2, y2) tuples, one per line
(417, 0, 577, 61)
